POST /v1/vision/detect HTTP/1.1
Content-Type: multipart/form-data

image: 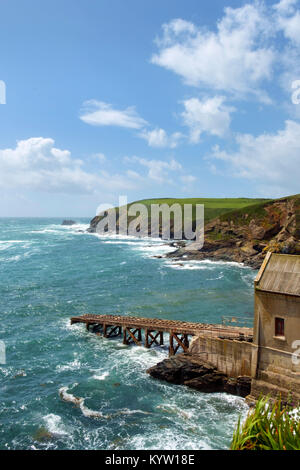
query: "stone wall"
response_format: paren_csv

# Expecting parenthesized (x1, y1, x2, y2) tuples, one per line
(189, 334, 253, 378)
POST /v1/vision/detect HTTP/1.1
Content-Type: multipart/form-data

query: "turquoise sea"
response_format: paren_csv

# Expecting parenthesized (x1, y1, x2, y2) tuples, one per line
(0, 218, 255, 450)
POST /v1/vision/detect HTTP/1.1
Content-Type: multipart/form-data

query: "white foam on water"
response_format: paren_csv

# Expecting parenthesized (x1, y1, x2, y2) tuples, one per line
(132, 243, 176, 258)
(43, 413, 68, 436)
(118, 408, 151, 416)
(59, 386, 110, 420)
(92, 371, 110, 381)
(163, 258, 248, 272)
(121, 429, 211, 451)
(56, 358, 83, 372)
(59, 386, 84, 406)
(79, 402, 109, 419)
(28, 223, 89, 237)
(0, 240, 33, 252)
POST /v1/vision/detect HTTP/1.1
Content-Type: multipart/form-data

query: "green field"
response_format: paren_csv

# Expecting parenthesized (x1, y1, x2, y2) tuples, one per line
(129, 197, 270, 223)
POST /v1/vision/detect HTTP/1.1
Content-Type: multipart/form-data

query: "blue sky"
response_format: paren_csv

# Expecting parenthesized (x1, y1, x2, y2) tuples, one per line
(0, 0, 300, 216)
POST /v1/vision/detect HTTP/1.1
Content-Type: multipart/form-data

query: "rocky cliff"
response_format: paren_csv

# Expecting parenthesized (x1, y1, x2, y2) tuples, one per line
(167, 195, 300, 269)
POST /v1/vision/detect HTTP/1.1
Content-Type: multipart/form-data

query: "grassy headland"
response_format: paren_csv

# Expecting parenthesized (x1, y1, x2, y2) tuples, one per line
(89, 194, 300, 268)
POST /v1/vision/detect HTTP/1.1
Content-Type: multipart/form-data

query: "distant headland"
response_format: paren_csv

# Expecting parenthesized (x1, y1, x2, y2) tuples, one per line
(88, 194, 300, 269)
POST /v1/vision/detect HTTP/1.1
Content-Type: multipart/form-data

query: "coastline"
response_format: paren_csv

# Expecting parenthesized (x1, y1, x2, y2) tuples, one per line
(164, 240, 262, 270)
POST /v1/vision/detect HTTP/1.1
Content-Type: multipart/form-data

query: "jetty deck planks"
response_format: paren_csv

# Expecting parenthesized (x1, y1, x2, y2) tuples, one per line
(71, 314, 253, 356)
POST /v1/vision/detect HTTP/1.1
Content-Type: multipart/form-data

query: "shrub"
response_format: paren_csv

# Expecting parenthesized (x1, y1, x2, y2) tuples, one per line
(230, 396, 300, 450)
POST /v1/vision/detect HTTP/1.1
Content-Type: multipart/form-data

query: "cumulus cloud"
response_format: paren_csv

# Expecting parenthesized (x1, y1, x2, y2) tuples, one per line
(151, 4, 275, 98)
(181, 96, 235, 142)
(92, 152, 106, 162)
(125, 156, 182, 183)
(80, 100, 184, 148)
(274, 0, 300, 45)
(152, 1, 300, 102)
(210, 120, 300, 196)
(80, 100, 148, 129)
(274, 0, 298, 14)
(0, 137, 137, 194)
(181, 174, 197, 184)
(139, 128, 183, 148)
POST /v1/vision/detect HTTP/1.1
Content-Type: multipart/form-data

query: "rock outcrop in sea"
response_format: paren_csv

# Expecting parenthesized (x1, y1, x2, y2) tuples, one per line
(147, 353, 251, 398)
(62, 220, 77, 226)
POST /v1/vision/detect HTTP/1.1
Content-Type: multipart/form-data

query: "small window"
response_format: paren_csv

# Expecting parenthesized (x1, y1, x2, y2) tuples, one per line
(275, 317, 285, 337)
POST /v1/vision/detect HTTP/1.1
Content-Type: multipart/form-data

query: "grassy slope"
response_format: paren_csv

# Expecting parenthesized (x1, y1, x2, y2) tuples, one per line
(128, 197, 270, 223)
(218, 193, 300, 226)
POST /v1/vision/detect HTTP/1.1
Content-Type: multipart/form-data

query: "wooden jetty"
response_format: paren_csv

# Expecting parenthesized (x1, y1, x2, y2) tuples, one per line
(71, 314, 252, 356)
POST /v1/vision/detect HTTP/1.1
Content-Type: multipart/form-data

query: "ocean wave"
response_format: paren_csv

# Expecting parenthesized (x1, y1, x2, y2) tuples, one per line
(120, 429, 211, 451)
(59, 386, 110, 419)
(43, 413, 69, 436)
(0, 240, 33, 252)
(56, 358, 83, 372)
(91, 371, 110, 381)
(118, 408, 151, 416)
(28, 223, 89, 236)
(134, 244, 176, 257)
(163, 258, 247, 271)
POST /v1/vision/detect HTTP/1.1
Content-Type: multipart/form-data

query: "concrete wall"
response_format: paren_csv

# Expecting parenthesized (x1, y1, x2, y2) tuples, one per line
(250, 290, 300, 400)
(254, 290, 300, 353)
(189, 334, 253, 378)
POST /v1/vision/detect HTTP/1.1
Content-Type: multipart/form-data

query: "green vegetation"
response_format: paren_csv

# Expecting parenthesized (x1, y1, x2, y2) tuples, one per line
(219, 194, 300, 227)
(129, 197, 269, 223)
(231, 396, 300, 450)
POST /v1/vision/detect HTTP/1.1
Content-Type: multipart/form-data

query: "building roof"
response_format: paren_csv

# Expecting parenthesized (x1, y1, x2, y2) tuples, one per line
(255, 252, 300, 297)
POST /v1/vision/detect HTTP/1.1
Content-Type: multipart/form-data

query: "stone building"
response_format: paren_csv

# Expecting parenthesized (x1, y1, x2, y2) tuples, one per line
(250, 252, 300, 401)
(189, 252, 300, 401)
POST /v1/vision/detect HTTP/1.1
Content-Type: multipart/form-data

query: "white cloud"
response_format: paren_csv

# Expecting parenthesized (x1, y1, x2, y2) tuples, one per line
(139, 128, 183, 148)
(80, 100, 148, 129)
(0, 137, 137, 194)
(92, 152, 106, 162)
(275, 0, 300, 45)
(274, 0, 298, 14)
(181, 96, 235, 142)
(210, 120, 300, 196)
(125, 156, 182, 183)
(151, 4, 275, 97)
(80, 101, 185, 148)
(181, 174, 197, 184)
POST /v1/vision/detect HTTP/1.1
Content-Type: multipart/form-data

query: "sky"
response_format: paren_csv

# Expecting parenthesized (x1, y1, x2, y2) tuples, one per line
(0, 0, 300, 216)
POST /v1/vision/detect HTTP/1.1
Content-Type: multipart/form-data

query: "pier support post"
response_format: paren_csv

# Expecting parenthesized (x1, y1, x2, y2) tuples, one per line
(169, 332, 190, 356)
(123, 328, 128, 345)
(169, 332, 175, 356)
(145, 329, 150, 348)
(138, 329, 142, 342)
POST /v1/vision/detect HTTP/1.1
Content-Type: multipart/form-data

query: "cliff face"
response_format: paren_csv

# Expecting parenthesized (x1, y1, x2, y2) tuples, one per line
(88, 195, 300, 269)
(168, 195, 300, 269)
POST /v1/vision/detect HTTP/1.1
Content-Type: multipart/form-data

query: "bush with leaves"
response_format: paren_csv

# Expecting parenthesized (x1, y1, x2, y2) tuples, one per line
(231, 396, 300, 450)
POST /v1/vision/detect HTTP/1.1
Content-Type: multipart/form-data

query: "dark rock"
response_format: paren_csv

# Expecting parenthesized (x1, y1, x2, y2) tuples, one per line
(236, 376, 252, 397)
(147, 353, 251, 397)
(184, 372, 226, 393)
(224, 376, 251, 397)
(62, 220, 76, 226)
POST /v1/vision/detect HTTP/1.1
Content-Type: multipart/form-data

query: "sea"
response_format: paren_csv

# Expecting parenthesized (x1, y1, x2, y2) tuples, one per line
(0, 218, 255, 450)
